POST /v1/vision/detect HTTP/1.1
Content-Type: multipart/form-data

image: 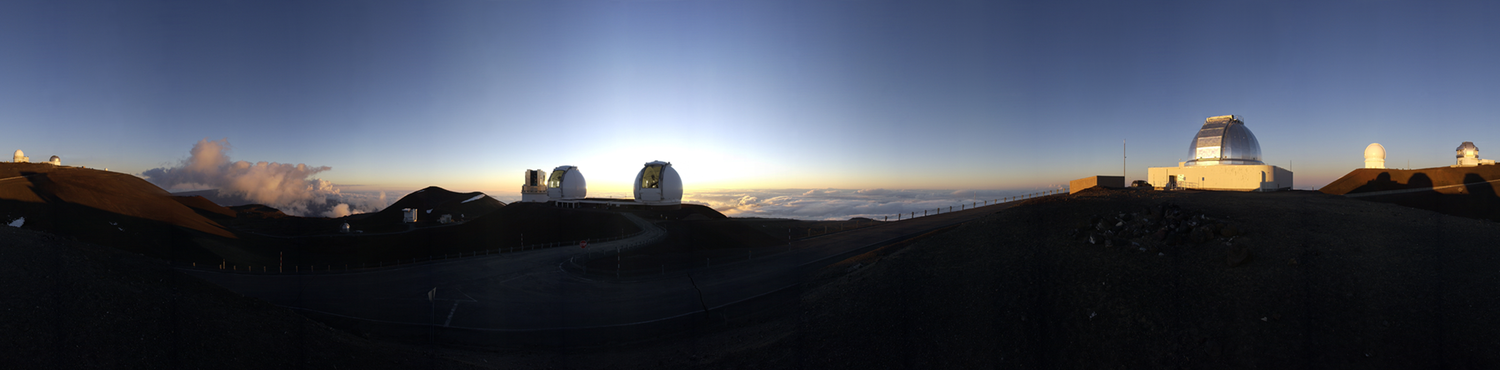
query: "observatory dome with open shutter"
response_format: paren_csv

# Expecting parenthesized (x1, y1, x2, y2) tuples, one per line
(633, 161, 682, 206)
(520, 169, 549, 202)
(1185, 115, 1263, 166)
(547, 165, 587, 200)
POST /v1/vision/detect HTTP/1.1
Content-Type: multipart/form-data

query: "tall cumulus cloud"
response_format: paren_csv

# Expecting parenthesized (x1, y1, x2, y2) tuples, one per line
(141, 138, 389, 217)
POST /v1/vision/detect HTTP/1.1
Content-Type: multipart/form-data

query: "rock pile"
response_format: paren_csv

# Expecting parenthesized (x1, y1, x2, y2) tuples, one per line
(1069, 203, 1253, 265)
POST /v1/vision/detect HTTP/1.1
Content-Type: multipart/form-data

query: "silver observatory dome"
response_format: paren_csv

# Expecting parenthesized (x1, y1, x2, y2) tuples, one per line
(1185, 115, 1263, 166)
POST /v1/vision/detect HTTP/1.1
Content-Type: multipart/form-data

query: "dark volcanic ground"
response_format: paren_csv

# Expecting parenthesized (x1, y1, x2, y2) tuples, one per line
(698, 188, 1500, 369)
(6, 187, 1499, 369)
(0, 227, 481, 370)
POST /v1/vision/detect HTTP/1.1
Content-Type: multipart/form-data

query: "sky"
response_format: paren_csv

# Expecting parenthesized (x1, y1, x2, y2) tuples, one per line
(2, 0, 1498, 218)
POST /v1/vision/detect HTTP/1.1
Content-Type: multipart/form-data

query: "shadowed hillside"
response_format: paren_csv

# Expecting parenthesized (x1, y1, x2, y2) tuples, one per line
(0, 226, 479, 369)
(1320, 166, 1500, 222)
(225, 186, 506, 236)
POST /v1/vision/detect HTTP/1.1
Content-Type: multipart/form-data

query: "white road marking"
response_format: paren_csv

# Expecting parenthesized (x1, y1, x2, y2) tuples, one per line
(444, 302, 461, 327)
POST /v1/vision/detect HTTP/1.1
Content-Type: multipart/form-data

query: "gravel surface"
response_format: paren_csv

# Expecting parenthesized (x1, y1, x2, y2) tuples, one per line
(699, 188, 1500, 369)
(0, 227, 480, 369)
(7, 187, 1499, 369)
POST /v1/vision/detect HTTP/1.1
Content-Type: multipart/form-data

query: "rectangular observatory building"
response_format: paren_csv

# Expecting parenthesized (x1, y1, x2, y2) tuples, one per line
(1148, 115, 1293, 192)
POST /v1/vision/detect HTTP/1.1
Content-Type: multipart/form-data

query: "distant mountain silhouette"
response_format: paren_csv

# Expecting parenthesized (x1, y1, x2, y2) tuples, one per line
(359, 186, 505, 226)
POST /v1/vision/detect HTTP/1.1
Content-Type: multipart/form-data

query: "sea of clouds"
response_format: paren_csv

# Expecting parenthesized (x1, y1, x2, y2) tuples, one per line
(141, 139, 390, 217)
(140, 139, 1056, 220)
(684, 188, 1063, 221)
(489, 188, 1064, 221)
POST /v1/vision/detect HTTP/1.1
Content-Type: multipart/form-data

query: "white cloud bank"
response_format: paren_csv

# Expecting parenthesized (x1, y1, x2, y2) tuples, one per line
(141, 139, 390, 217)
(686, 187, 1064, 221)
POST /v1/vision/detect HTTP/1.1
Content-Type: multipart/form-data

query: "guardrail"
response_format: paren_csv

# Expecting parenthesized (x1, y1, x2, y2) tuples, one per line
(181, 228, 650, 275)
(185, 189, 1072, 275)
(882, 188, 1068, 221)
(568, 189, 1073, 279)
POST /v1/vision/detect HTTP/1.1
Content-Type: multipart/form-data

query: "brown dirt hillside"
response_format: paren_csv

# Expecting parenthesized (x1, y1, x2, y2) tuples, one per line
(1320, 166, 1500, 195)
(688, 188, 1500, 369)
(0, 163, 233, 238)
(0, 226, 481, 369)
(228, 186, 506, 237)
(209, 202, 645, 267)
(1320, 166, 1500, 222)
(172, 195, 237, 219)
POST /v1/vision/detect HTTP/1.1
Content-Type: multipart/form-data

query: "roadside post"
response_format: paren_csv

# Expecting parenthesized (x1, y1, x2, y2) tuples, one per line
(427, 287, 436, 341)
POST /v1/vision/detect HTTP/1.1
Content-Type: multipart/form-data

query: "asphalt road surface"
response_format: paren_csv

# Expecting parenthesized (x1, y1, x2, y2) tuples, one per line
(181, 198, 1040, 345)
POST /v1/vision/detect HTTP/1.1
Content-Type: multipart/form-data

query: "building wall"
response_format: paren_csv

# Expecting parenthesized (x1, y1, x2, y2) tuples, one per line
(1068, 176, 1124, 194)
(1148, 164, 1293, 191)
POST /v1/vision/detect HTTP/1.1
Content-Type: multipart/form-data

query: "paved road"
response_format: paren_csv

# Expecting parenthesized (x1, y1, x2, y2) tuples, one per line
(181, 198, 1041, 341)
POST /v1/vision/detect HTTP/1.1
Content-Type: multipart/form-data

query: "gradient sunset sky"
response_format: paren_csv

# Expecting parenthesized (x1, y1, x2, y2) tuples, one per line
(2, 0, 1497, 195)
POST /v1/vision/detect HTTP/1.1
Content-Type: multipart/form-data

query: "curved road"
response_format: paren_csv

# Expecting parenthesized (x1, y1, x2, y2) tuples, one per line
(180, 199, 1040, 344)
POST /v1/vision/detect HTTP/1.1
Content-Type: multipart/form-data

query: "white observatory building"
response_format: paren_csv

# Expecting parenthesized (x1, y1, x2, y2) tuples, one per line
(1364, 143, 1386, 169)
(1148, 115, 1293, 191)
(633, 161, 683, 206)
(520, 169, 549, 203)
(547, 165, 587, 200)
(13, 150, 27, 163)
(49, 155, 60, 166)
(1453, 142, 1496, 167)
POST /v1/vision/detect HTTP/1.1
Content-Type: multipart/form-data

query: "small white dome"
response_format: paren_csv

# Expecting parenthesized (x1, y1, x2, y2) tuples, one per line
(633, 161, 683, 205)
(546, 165, 587, 200)
(12, 150, 24, 163)
(1363, 143, 1386, 169)
(1364, 143, 1386, 160)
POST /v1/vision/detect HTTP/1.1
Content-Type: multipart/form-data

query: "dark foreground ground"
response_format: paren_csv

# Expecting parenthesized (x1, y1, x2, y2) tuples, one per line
(696, 188, 1500, 369)
(0, 226, 484, 369)
(5, 188, 1499, 369)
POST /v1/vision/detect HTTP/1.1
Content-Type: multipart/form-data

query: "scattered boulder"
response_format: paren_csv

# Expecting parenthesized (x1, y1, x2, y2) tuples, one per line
(1226, 242, 1252, 267)
(1078, 202, 1246, 251)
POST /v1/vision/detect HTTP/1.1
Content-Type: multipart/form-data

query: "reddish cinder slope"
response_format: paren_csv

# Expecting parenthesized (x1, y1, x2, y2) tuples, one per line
(1319, 166, 1500, 195)
(0, 163, 234, 238)
(1319, 166, 1500, 222)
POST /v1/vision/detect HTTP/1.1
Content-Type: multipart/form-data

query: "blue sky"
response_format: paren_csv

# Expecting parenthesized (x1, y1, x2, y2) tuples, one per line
(2, 0, 1497, 198)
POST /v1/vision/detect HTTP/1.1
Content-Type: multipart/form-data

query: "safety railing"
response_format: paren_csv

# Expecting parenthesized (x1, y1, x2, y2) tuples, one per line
(181, 228, 650, 275)
(881, 188, 1068, 222)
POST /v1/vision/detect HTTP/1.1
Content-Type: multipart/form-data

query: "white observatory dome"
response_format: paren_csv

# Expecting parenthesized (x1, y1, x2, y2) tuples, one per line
(1185, 115, 1263, 166)
(1364, 143, 1386, 169)
(49, 155, 60, 166)
(546, 165, 587, 200)
(633, 161, 683, 206)
(13, 150, 25, 163)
